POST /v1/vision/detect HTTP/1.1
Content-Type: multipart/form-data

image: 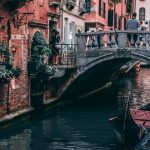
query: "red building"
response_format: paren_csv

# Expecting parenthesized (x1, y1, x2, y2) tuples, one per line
(0, 0, 61, 117)
(85, 0, 127, 31)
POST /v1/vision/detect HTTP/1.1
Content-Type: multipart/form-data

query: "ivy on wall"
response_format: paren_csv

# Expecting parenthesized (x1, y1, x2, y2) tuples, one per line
(0, 43, 22, 83)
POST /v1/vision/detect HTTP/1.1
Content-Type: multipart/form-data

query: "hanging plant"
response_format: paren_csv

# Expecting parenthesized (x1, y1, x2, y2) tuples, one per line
(36, 64, 55, 77)
(0, 44, 21, 83)
(0, 68, 22, 83)
(0, 69, 13, 83)
(0, 43, 12, 65)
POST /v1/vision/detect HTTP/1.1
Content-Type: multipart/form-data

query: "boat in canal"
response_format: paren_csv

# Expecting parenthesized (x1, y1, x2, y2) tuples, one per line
(109, 94, 150, 148)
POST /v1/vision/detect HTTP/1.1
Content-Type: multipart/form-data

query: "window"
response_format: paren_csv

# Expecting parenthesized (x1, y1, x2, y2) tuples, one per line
(139, 7, 145, 21)
(99, 0, 102, 16)
(108, 10, 113, 27)
(102, 2, 106, 18)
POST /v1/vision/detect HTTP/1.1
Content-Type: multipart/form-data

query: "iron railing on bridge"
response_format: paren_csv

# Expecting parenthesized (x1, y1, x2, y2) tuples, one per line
(49, 31, 150, 68)
(50, 43, 77, 68)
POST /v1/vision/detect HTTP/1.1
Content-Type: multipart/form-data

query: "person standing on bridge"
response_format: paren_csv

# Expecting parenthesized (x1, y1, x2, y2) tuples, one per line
(97, 28, 103, 49)
(126, 12, 140, 46)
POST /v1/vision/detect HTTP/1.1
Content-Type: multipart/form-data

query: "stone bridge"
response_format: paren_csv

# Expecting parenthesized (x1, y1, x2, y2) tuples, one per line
(76, 30, 150, 66)
(31, 30, 150, 108)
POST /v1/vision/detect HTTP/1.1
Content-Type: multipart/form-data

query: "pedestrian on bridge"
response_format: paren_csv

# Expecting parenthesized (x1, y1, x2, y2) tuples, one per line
(126, 12, 140, 46)
(97, 28, 103, 49)
(138, 21, 145, 47)
(86, 30, 96, 50)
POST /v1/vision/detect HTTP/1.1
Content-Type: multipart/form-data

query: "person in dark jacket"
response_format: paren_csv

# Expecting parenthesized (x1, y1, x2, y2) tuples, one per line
(50, 29, 59, 65)
(97, 28, 102, 49)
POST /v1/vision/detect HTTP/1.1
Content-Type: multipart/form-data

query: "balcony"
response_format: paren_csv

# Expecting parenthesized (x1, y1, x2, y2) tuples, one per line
(66, 0, 76, 11)
(49, 0, 60, 7)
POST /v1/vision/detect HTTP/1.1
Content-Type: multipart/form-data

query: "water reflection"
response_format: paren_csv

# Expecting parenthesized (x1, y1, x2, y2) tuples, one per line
(0, 68, 150, 150)
(114, 68, 150, 109)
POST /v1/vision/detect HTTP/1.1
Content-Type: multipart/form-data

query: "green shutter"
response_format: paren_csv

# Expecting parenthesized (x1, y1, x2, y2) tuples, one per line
(85, 0, 91, 13)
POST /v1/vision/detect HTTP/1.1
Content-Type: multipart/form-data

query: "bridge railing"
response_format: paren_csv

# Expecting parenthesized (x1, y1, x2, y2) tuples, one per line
(50, 43, 77, 67)
(76, 30, 150, 50)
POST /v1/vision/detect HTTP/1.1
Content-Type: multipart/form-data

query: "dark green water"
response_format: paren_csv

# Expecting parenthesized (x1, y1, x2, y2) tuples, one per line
(0, 68, 150, 150)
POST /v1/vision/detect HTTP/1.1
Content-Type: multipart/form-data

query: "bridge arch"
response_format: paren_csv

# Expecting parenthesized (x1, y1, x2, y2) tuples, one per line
(131, 52, 150, 64)
(59, 55, 131, 100)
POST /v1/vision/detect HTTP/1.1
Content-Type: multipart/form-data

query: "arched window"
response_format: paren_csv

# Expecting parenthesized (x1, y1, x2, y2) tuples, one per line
(139, 7, 145, 20)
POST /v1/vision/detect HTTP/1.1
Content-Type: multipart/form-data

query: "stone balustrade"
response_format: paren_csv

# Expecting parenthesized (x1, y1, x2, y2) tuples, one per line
(76, 30, 150, 51)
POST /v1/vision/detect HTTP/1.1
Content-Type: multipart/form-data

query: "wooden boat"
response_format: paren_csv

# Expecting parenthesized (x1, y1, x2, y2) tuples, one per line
(109, 95, 150, 147)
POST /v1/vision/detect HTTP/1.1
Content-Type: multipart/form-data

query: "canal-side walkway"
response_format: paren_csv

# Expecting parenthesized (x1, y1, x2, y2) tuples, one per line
(0, 108, 33, 129)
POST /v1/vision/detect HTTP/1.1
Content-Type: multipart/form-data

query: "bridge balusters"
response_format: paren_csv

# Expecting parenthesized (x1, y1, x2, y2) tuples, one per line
(111, 33, 117, 48)
(136, 34, 141, 48)
(77, 36, 86, 51)
(146, 34, 150, 50)
(130, 34, 135, 48)
(117, 32, 127, 48)
(142, 34, 147, 49)
(106, 33, 111, 48)
(100, 34, 104, 48)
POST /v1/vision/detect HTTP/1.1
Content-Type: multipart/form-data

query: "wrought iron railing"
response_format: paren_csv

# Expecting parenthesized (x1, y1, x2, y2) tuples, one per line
(49, 43, 77, 67)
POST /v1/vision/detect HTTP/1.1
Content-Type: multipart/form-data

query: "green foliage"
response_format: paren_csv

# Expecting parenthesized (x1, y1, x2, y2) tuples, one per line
(29, 31, 55, 78)
(126, 3, 133, 14)
(0, 43, 12, 65)
(0, 44, 21, 83)
(0, 68, 22, 83)
(31, 31, 51, 62)
(0, 69, 13, 83)
(36, 64, 55, 76)
(12, 68, 22, 78)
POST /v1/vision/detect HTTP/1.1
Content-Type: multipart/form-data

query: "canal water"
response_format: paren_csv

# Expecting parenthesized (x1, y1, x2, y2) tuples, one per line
(0, 68, 150, 150)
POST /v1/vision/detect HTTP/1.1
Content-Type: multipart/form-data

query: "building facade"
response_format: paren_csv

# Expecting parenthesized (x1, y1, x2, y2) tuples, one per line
(84, 0, 127, 32)
(61, 0, 86, 45)
(0, 0, 62, 117)
(136, 0, 150, 31)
